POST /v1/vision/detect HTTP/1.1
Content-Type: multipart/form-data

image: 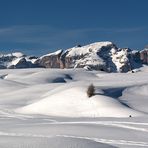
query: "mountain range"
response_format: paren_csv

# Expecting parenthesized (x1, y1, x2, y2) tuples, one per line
(0, 41, 147, 72)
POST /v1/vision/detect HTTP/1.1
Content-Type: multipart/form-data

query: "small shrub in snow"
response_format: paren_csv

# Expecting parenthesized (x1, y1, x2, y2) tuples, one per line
(87, 84, 95, 98)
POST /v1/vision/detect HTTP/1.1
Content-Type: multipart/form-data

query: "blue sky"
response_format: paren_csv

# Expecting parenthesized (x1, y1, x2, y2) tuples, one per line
(0, 0, 148, 55)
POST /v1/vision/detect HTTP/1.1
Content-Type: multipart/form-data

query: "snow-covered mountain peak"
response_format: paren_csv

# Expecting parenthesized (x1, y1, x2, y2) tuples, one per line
(60, 41, 132, 72)
(66, 41, 116, 57)
(11, 52, 25, 58)
(0, 52, 24, 58)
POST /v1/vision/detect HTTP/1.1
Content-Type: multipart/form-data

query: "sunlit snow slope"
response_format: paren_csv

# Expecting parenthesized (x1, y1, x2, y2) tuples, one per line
(0, 67, 148, 148)
(0, 67, 147, 117)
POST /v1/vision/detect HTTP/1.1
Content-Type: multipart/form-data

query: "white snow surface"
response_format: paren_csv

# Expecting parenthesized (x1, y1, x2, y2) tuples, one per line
(11, 57, 23, 65)
(0, 52, 24, 58)
(0, 67, 148, 147)
(39, 49, 63, 59)
(111, 48, 129, 72)
(66, 41, 113, 57)
(17, 86, 142, 117)
(12, 52, 25, 57)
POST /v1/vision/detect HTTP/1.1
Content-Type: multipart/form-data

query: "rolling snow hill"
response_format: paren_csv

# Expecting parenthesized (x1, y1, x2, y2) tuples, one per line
(0, 67, 148, 147)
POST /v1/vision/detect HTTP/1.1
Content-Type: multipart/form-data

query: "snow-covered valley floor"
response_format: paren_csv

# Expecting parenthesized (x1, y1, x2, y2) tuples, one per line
(0, 67, 148, 148)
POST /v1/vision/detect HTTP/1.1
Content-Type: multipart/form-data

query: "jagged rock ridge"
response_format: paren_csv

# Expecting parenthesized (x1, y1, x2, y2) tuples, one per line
(0, 52, 38, 69)
(0, 41, 147, 72)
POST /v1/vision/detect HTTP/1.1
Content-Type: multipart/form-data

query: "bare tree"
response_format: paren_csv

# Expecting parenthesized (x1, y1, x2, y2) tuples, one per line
(87, 84, 95, 97)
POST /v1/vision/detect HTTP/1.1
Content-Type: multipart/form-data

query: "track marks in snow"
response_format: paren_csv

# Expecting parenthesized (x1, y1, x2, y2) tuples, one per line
(0, 131, 148, 147)
(52, 121, 148, 133)
(0, 108, 33, 120)
(18, 120, 148, 133)
(57, 135, 148, 147)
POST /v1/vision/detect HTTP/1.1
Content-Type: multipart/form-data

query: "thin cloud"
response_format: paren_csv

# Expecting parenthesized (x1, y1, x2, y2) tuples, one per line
(0, 25, 147, 51)
(0, 25, 56, 43)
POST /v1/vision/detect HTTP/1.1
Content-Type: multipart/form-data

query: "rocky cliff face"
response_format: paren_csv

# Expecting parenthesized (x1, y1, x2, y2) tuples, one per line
(60, 42, 140, 72)
(140, 48, 148, 64)
(0, 52, 38, 69)
(61, 42, 116, 71)
(35, 50, 63, 68)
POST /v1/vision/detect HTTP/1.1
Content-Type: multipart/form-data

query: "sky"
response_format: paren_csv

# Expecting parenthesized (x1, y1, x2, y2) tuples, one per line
(0, 0, 148, 55)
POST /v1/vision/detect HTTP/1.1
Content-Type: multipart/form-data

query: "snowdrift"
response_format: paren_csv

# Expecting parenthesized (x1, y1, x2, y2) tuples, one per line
(16, 86, 143, 118)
